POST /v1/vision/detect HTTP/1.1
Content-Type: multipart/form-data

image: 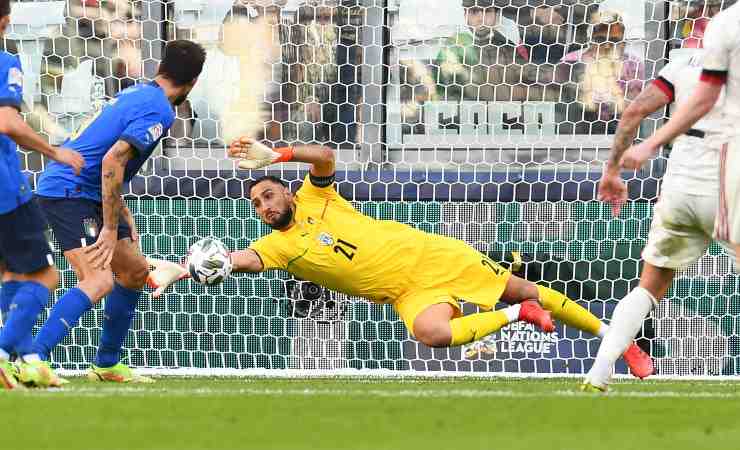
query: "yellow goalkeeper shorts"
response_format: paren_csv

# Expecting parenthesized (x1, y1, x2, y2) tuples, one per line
(392, 234, 511, 335)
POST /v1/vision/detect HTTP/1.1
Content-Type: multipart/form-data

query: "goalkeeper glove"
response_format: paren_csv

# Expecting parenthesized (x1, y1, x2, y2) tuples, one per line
(146, 258, 189, 298)
(228, 136, 293, 170)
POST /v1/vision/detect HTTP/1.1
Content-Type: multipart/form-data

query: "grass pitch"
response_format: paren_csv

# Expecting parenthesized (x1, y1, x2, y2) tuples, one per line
(1, 377, 740, 450)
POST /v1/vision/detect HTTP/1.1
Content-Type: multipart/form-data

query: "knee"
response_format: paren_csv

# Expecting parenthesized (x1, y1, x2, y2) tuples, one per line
(115, 256, 149, 290)
(411, 303, 455, 347)
(414, 321, 452, 348)
(501, 275, 539, 304)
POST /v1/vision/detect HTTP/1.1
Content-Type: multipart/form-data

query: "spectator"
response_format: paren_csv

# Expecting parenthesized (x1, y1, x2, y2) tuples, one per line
(556, 10, 644, 134)
(434, 0, 530, 103)
(61, 0, 142, 95)
(672, 0, 726, 48)
(285, 4, 339, 143)
(280, 2, 361, 145)
(499, 0, 568, 64)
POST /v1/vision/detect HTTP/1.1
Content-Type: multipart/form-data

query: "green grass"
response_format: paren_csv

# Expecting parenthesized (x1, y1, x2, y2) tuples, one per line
(2, 377, 740, 450)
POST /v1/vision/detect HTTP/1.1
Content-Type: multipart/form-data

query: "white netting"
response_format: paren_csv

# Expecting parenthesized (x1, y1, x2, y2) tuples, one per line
(5, 0, 740, 376)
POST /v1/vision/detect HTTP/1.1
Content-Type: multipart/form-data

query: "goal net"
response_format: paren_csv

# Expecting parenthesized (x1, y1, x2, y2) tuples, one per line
(6, 0, 740, 377)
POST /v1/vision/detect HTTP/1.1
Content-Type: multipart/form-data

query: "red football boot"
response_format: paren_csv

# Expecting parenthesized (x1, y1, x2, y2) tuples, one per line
(518, 300, 555, 333)
(623, 342, 655, 379)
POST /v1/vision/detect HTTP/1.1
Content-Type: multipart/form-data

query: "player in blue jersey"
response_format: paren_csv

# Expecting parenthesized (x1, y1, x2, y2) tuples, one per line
(0, 0, 86, 389)
(13, 40, 206, 386)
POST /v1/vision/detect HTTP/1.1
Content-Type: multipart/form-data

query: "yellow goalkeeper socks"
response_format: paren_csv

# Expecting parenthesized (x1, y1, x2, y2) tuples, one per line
(449, 305, 520, 346)
(448, 287, 605, 346)
(536, 285, 603, 336)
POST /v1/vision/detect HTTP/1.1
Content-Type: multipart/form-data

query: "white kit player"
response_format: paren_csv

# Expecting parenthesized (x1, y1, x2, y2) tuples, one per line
(581, 3, 739, 392)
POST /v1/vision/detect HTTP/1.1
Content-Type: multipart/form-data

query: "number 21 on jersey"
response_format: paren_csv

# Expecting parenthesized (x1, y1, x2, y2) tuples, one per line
(333, 239, 357, 261)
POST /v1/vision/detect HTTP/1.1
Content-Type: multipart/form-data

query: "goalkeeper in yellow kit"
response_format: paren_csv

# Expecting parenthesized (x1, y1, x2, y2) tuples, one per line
(148, 139, 653, 377)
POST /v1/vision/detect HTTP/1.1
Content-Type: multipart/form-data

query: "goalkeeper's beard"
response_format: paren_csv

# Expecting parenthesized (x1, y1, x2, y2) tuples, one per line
(267, 208, 294, 230)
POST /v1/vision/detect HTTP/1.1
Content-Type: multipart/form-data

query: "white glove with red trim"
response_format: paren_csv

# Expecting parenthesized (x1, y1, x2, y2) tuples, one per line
(228, 137, 294, 170)
(146, 258, 189, 298)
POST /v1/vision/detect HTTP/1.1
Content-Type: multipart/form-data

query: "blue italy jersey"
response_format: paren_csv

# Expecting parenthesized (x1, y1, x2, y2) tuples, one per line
(0, 52, 31, 214)
(37, 81, 175, 202)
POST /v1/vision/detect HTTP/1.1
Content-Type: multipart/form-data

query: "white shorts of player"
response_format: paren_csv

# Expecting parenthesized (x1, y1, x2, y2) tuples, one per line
(643, 190, 737, 270)
(715, 142, 740, 259)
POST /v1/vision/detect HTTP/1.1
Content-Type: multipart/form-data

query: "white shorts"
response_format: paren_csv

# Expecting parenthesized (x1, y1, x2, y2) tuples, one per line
(642, 190, 736, 269)
(716, 143, 740, 256)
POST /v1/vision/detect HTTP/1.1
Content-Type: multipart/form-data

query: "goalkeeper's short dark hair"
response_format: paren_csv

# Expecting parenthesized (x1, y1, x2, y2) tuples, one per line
(0, 0, 10, 18)
(248, 176, 287, 198)
(157, 40, 206, 86)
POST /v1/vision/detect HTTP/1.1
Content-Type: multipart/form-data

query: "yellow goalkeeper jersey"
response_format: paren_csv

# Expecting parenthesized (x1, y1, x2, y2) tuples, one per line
(249, 175, 431, 303)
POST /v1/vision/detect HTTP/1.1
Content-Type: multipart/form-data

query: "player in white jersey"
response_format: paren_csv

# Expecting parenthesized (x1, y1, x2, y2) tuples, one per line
(582, 2, 739, 391)
(622, 2, 740, 242)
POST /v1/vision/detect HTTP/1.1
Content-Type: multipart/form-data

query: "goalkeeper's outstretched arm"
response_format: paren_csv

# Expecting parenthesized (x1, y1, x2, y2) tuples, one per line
(150, 138, 337, 298)
(231, 249, 264, 273)
(146, 249, 265, 298)
(227, 137, 335, 176)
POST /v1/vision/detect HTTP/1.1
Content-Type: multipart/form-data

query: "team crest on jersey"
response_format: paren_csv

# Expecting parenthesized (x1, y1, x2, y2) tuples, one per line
(318, 232, 334, 246)
(7, 67, 22, 88)
(148, 123, 164, 142)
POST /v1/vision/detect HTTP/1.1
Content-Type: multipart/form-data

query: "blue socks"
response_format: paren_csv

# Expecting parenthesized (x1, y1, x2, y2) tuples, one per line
(0, 280, 22, 319)
(28, 283, 140, 365)
(0, 281, 49, 357)
(32, 287, 92, 360)
(95, 283, 140, 368)
(0, 281, 21, 359)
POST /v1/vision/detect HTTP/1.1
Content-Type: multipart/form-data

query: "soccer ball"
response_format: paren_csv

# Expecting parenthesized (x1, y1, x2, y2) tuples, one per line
(187, 238, 233, 285)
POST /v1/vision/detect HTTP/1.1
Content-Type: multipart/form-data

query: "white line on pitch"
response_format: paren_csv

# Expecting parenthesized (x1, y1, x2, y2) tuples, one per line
(15, 387, 740, 399)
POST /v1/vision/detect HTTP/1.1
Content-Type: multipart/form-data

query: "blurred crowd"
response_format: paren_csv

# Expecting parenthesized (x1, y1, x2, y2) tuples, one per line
(398, 0, 737, 137)
(1, 0, 735, 154)
(4, 0, 145, 102)
(0, 0, 143, 170)
(400, 0, 647, 136)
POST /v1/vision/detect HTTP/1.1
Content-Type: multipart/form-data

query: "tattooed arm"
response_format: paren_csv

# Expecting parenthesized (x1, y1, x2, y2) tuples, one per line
(599, 83, 671, 216)
(622, 81, 722, 171)
(86, 140, 137, 269)
(606, 84, 672, 172)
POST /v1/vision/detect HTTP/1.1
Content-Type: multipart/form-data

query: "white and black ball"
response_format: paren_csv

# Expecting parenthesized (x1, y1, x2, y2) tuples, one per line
(187, 238, 233, 285)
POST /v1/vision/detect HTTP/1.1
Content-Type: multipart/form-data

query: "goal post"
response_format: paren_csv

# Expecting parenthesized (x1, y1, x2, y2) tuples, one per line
(7, 0, 740, 378)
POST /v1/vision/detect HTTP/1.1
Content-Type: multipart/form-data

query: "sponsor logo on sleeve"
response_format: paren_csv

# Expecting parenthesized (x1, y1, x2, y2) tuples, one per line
(7, 67, 22, 88)
(148, 123, 164, 142)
